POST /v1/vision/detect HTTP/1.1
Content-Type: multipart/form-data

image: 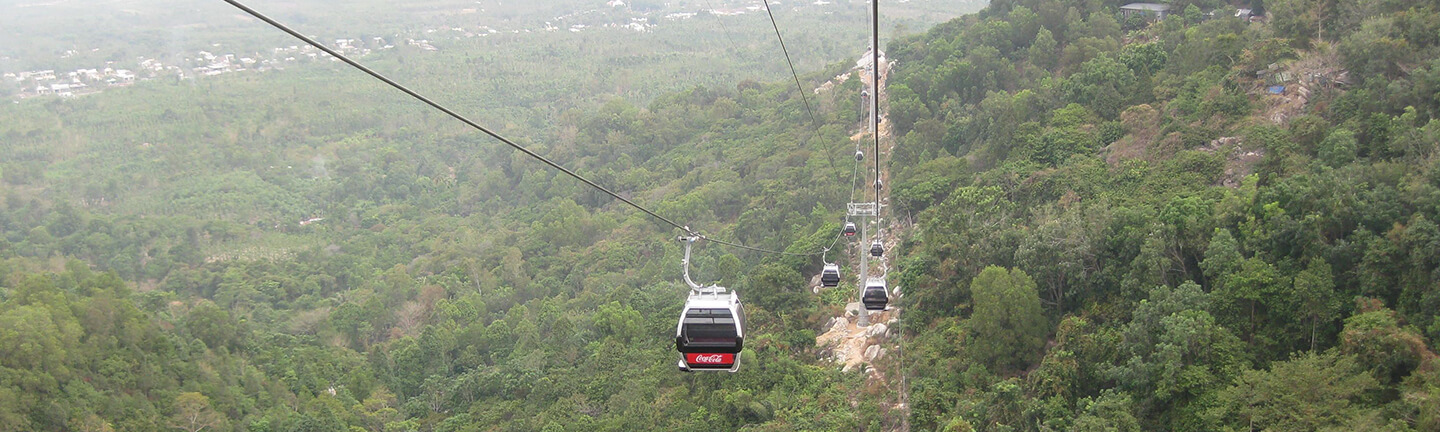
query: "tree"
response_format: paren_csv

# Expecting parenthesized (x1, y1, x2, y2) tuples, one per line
(1338, 16, 1412, 79)
(1317, 128, 1358, 167)
(1108, 282, 1245, 425)
(744, 263, 809, 312)
(169, 392, 223, 432)
(1013, 209, 1094, 309)
(1340, 298, 1431, 385)
(1218, 352, 1382, 432)
(1183, 4, 1204, 26)
(888, 83, 931, 136)
(1291, 257, 1338, 351)
(185, 300, 242, 351)
(1071, 391, 1140, 432)
(69, 413, 115, 432)
(1061, 54, 1137, 119)
(941, 416, 975, 432)
(357, 387, 399, 432)
(1268, 0, 1339, 46)
(1236, 38, 1297, 73)
(1118, 42, 1168, 76)
(0, 304, 81, 380)
(969, 266, 1047, 373)
(592, 301, 643, 342)
(1398, 214, 1440, 340)
(1215, 257, 1283, 350)
(1029, 28, 1058, 70)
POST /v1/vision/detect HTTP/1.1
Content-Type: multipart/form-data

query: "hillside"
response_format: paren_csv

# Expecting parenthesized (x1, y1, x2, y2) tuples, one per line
(886, 0, 1440, 430)
(0, 0, 955, 429)
(4, 0, 1440, 431)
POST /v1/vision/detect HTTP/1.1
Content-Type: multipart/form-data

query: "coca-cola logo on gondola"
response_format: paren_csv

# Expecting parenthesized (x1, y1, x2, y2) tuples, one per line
(686, 353, 734, 364)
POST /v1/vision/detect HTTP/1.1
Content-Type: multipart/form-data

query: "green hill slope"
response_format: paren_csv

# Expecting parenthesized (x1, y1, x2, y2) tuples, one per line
(888, 0, 1440, 430)
(0, 36, 893, 432)
(6, 0, 1440, 430)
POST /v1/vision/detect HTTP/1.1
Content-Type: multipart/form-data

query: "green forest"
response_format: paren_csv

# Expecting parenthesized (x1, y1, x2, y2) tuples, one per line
(886, 0, 1440, 430)
(2, 0, 1440, 431)
(0, 59, 892, 429)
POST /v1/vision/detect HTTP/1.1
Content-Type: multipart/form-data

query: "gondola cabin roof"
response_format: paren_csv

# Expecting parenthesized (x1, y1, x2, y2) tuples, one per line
(677, 287, 743, 340)
(683, 286, 738, 308)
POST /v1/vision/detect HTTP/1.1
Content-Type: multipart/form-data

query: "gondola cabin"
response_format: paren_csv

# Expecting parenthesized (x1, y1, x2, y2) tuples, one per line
(869, 240, 884, 257)
(862, 277, 889, 311)
(856, 150, 865, 161)
(843, 222, 857, 237)
(821, 263, 841, 287)
(675, 288, 745, 372)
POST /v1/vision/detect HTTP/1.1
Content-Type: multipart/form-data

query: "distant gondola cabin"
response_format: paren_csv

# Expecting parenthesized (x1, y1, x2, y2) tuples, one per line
(821, 264, 841, 287)
(862, 277, 888, 311)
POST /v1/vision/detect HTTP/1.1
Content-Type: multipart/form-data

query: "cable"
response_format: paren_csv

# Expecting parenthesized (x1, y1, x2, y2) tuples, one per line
(760, 0, 822, 129)
(867, 2, 908, 426)
(221, 0, 849, 258)
(701, 235, 822, 257)
(222, 0, 699, 233)
(702, 0, 742, 54)
(757, 0, 853, 193)
(870, 0, 882, 217)
(821, 160, 860, 255)
(848, 150, 860, 210)
(758, 0, 866, 258)
(748, 0, 864, 257)
(898, 305, 909, 430)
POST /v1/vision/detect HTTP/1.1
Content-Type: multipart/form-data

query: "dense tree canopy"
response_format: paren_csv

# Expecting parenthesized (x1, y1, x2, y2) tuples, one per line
(890, 0, 1440, 430)
(0, 31, 897, 430)
(968, 266, 1047, 373)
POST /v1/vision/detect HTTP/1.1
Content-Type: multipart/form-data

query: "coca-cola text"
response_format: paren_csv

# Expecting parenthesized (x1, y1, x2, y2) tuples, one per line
(686, 353, 734, 364)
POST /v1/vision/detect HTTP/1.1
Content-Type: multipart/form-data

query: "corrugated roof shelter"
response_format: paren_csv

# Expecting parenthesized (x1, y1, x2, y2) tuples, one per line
(1120, 3, 1173, 20)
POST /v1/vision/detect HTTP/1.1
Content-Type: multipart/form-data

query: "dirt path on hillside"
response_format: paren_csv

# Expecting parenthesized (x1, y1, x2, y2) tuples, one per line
(815, 54, 910, 431)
